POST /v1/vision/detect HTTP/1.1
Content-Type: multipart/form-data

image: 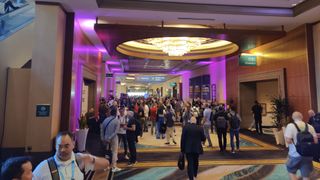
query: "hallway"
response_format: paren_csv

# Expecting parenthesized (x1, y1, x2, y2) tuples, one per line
(85, 125, 319, 179)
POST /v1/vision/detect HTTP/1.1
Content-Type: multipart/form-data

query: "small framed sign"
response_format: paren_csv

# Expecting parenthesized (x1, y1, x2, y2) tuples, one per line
(106, 73, 113, 78)
(36, 104, 50, 117)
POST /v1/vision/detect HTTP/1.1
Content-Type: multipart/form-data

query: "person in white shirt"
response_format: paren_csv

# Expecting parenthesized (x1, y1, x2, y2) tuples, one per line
(202, 104, 213, 147)
(33, 131, 109, 180)
(117, 106, 129, 160)
(144, 102, 150, 132)
(284, 111, 318, 180)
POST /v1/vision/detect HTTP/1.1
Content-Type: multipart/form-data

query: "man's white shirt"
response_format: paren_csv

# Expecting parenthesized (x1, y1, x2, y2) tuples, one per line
(284, 120, 317, 157)
(33, 152, 94, 180)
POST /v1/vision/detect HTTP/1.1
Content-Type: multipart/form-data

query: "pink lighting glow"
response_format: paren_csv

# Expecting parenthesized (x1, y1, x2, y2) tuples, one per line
(80, 19, 96, 29)
(99, 48, 107, 52)
(111, 68, 122, 72)
(179, 58, 226, 103)
(177, 70, 191, 75)
(197, 61, 212, 65)
(106, 61, 120, 65)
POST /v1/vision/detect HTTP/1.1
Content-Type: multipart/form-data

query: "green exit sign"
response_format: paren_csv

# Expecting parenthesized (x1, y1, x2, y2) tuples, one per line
(239, 55, 257, 66)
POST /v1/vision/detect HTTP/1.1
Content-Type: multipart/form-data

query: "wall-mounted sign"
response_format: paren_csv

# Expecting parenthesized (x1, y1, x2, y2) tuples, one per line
(239, 55, 257, 66)
(36, 104, 50, 117)
(169, 82, 177, 87)
(212, 84, 216, 101)
(136, 76, 166, 82)
(201, 84, 210, 100)
(106, 73, 113, 78)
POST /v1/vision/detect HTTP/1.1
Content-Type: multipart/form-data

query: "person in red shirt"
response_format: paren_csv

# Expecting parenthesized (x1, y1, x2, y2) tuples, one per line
(134, 102, 139, 114)
(150, 102, 158, 135)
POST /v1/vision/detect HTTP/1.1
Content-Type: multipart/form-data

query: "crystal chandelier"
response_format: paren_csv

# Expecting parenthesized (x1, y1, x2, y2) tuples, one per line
(145, 37, 209, 56)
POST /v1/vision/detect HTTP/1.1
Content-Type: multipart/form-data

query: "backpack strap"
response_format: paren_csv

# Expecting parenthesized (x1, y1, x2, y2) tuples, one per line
(292, 122, 301, 132)
(47, 157, 60, 180)
(304, 122, 308, 132)
(103, 117, 116, 138)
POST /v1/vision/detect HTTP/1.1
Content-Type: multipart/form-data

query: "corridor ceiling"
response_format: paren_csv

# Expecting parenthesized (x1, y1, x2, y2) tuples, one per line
(40, 0, 320, 84)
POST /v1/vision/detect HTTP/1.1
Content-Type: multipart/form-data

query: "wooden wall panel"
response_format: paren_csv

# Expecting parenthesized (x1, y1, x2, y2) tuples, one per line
(227, 26, 311, 119)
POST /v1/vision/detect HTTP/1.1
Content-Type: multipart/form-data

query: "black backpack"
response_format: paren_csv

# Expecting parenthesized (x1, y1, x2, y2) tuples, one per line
(311, 113, 320, 133)
(216, 115, 227, 129)
(230, 113, 240, 129)
(292, 122, 317, 157)
(135, 118, 142, 136)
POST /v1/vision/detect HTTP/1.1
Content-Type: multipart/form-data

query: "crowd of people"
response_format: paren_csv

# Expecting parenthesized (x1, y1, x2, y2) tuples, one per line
(84, 96, 244, 179)
(1, 95, 319, 180)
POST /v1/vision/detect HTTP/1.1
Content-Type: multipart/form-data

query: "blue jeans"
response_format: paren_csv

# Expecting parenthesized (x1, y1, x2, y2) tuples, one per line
(203, 124, 212, 146)
(156, 117, 164, 138)
(230, 128, 240, 151)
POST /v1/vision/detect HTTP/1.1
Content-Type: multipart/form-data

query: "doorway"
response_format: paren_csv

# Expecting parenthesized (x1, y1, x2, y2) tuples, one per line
(239, 80, 279, 131)
(81, 78, 96, 115)
(238, 69, 286, 133)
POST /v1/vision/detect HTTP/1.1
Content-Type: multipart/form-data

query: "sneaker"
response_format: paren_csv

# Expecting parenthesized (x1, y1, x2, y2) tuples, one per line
(112, 167, 122, 172)
(128, 161, 137, 167)
(124, 155, 130, 160)
(231, 151, 236, 154)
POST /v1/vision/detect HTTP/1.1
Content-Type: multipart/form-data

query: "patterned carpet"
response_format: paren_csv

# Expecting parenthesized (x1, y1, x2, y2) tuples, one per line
(113, 164, 320, 180)
(86, 126, 319, 179)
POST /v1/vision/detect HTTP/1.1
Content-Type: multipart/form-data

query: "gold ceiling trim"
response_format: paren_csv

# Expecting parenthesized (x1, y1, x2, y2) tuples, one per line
(116, 37, 239, 60)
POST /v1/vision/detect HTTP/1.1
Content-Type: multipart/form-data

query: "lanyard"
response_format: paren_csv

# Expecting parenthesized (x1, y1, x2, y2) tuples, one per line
(58, 161, 75, 180)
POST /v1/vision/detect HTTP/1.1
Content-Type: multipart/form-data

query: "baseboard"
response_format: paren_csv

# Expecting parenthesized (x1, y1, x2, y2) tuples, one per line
(0, 147, 53, 166)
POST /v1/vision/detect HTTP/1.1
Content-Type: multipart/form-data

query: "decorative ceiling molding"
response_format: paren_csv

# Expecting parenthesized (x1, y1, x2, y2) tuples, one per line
(96, 0, 320, 17)
(94, 24, 285, 60)
(293, 0, 320, 16)
(96, 0, 294, 17)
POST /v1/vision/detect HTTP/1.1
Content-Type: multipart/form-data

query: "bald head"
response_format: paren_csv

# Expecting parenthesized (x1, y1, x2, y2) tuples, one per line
(190, 116, 197, 124)
(292, 111, 303, 121)
(308, 109, 315, 118)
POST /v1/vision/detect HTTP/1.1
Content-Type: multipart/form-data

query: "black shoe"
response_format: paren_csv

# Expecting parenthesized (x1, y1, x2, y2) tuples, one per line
(173, 141, 177, 145)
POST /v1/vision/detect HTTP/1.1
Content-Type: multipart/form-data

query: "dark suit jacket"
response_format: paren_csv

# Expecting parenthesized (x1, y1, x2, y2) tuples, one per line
(180, 123, 206, 154)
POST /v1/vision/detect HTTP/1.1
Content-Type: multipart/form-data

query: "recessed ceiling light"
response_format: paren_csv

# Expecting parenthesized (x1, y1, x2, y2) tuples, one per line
(126, 77, 135, 80)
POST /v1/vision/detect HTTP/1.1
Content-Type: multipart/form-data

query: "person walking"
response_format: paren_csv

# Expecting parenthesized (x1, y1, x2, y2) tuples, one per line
(156, 102, 165, 139)
(214, 106, 228, 152)
(101, 108, 121, 172)
(181, 116, 206, 180)
(165, 105, 177, 145)
(33, 131, 109, 179)
(150, 102, 158, 135)
(251, 101, 263, 134)
(143, 102, 150, 132)
(284, 111, 318, 180)
(202, 103, 213, 147)
(125, 111, 138, 166)
(182, 102, 192, 126)
(117, 106, 129, 160)
(228, 107, 241, 153)
(137, 103, 145, 138)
